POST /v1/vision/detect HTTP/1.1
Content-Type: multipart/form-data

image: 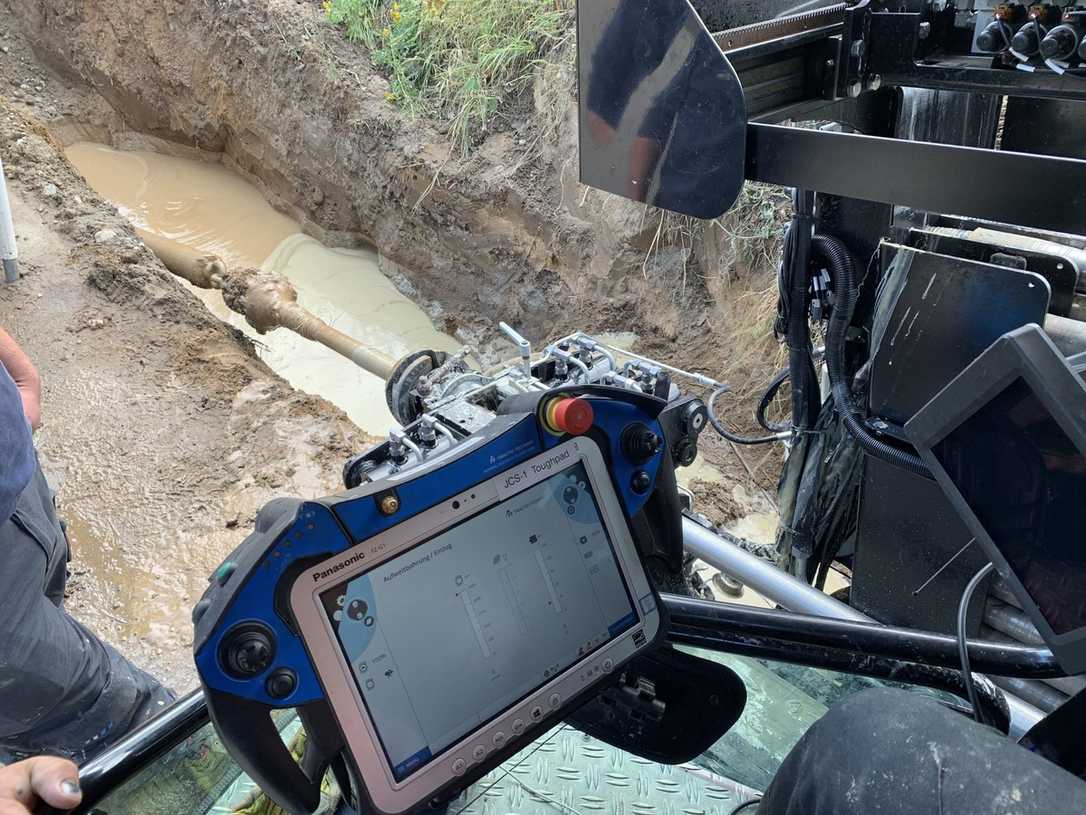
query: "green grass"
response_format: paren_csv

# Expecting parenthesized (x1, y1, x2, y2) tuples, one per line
(326, 0, 572, 154)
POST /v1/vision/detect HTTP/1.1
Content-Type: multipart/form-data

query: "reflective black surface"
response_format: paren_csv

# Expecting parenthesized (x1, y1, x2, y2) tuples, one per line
(869, 245, 1050, 426)
(577, 0, 746, 219)
(935, 378, 1086, 635)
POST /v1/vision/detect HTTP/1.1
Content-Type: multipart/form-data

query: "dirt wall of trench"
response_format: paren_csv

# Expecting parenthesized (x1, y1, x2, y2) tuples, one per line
(3, 0, 720, 349)
(0, 100, 381, 689)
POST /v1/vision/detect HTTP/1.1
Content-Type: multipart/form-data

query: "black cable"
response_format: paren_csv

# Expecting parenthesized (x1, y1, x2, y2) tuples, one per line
(959, 562, 996, 724)
(785, 191, 821, 432)
(707, 386, 789, 445)
(816, 233, 933, 479)
(728, 800, 762, 815)
(756, 367, 791, 433)
(773, 224, 795, 340)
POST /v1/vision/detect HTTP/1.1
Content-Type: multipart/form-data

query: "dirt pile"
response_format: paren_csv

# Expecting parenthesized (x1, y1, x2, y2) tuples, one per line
(0, 102, 375, 690)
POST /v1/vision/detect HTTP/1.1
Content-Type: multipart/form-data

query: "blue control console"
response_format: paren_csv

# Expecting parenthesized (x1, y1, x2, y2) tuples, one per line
(193, 387, 680, 815)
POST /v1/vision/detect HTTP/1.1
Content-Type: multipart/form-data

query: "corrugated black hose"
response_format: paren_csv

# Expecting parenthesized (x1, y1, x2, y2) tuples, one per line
(815, 233, 932, 479)
(707, 195, 819, 448)
(785, 195, 823, 433)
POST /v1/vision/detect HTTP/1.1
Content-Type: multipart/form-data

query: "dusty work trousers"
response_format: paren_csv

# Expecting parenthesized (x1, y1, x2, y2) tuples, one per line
(0, 460, 174, 764)
(758, 687, 1086, 814)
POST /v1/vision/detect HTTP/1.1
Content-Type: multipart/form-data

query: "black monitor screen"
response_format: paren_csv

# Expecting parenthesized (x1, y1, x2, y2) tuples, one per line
(933, 378, 1086, 635)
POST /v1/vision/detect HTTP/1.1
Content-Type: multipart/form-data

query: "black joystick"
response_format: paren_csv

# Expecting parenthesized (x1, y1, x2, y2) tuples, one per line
(266, 668, 298, 700)
(221, 623, 276, 679)
(622, 423, 662, 465)
(1011, 23, 1041, 56)
(1041, 24, 1080, 60)
(976, 20, 1011, 53)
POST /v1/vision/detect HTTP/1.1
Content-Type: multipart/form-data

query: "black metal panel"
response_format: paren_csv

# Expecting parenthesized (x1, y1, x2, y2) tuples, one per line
(868, 245, 1051, 427)
(817, 196, 893, 282)
(577, 0, 746, 219)
(905, 230, 1078, 318)
(746, 123, 1086, 235)
(730, 38, 827, 120)
(852, 456, 993, 633)
(897, 87, 1000, 149)
(883, 59, 1086, 104)
(1003, 98, 1086, 160)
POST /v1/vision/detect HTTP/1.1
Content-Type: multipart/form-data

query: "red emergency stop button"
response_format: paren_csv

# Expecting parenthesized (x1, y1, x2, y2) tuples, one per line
(544, 396, 594, 436)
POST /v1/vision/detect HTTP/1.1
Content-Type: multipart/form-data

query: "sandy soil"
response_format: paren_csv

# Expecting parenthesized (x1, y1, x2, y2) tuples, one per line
(0, 102, 374, 692)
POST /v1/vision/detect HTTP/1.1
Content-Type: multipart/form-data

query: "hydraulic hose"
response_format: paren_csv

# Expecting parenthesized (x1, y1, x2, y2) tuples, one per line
(707, 385, 790, 445)
(703, 386, 790, 447)
(816, 233, 932, 478)
(785, 193, 822, 432)
(756, 367, 791, 433)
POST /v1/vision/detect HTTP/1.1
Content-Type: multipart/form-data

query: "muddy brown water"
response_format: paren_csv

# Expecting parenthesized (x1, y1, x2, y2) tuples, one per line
(65, 142, 458, 434)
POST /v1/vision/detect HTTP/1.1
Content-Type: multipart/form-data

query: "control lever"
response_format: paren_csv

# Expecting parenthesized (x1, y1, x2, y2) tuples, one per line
(417, 416, 439, 449)
(499, 321, 532, 379)
(388, 429, 423, 466)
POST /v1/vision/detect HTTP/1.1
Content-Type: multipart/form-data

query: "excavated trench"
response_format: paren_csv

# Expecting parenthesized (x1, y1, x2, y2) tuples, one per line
(61, 134, 736, 488)
(57, 131, 797, 614)
(4, 0, 760, 357)
(64, 139, 459, 434)
(0, 0, 786, 688)
(3, 0, 787, 436)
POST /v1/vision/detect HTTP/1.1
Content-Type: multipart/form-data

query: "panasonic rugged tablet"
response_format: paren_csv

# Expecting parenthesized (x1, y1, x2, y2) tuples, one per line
(289, 437, 663, 813)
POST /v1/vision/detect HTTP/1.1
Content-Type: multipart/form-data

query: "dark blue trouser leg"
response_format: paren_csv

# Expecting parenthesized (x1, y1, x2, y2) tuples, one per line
(0, 461, 175, 764)
(759, 687, 1086, 815)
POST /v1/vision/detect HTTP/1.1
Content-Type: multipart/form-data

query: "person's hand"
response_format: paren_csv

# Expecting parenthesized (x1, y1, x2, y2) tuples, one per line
(0, 757, 81, 815)
(14, 373, 41, 432)
(0, 329, 41, 431)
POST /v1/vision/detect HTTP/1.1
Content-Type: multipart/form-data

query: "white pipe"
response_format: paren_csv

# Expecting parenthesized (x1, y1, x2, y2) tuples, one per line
(0, 155, 18, 283)
(681, 517, 1044, 736)
(682, 517, 869, 621)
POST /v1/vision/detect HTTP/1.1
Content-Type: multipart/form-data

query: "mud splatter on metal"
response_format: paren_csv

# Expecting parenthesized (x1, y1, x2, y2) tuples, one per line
(448, 727, 759, 815)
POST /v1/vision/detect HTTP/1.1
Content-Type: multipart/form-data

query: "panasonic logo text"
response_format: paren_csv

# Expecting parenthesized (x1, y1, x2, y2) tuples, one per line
(314, 551, 366, 582)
